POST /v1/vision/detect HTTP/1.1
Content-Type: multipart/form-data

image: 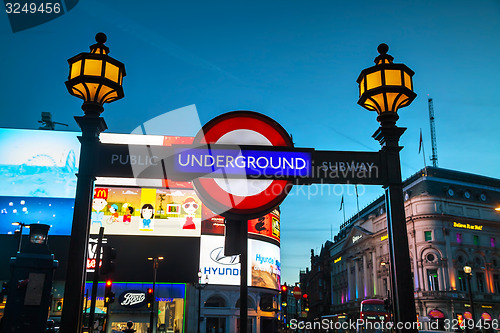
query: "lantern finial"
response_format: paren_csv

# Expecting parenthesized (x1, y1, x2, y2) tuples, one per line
(377, 43, 389, 55)
(95, 32, 107, 45)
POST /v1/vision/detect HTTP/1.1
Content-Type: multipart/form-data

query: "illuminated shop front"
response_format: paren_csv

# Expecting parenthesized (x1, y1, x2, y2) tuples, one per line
(83, 282, 186, 333)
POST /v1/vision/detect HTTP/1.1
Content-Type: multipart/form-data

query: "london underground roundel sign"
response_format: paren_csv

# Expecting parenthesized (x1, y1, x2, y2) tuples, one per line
(192, 111, 294, 219)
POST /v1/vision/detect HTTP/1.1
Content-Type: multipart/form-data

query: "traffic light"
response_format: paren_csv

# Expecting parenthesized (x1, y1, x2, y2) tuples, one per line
(56, 301, 62, 311)
(280, 284, 288, 307)
(104, 280, 115, 307)
(146, 288, 154, 309)
(100, 246, 117, 275)
(0, 282, 8, 303)
(303, 293, 309, 312)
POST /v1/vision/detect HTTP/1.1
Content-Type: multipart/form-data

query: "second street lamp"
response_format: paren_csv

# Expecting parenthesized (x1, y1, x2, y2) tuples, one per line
(463, 265, 476, 326)
(60, 32, 125, 333)
(148, 256, 164, 333)
(11, 222, 29, 253)
(357, 43, 417, 332)
(195, 270, 209, 333)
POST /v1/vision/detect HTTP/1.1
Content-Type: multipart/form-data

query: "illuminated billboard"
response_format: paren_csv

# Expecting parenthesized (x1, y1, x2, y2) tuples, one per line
(0, 128, 80, 198)
(202, 207, 280, 243)
(199, 235, 280, 289)
(0, 128, 280, 289)
(90, 187, 201, 237)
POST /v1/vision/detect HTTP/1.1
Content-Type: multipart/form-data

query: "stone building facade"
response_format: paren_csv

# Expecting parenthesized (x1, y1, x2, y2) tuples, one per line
(301, 167, 500, 327)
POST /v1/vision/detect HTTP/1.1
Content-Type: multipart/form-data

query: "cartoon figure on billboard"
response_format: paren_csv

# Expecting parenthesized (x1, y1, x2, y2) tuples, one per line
(254, 216, 267, 233)
(181, 197, 199, 230)
(91, 188, 108, 227)
(123, 206, 134, 224)
(141, 204, 154, 230)
(107, 204, 119, 224)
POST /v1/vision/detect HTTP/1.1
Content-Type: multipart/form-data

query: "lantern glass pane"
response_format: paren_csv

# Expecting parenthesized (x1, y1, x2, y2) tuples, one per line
(105, 62, 120, 83)
(385, 70, 402, 86)
(97, 85, 113, 103)
(404, 72, 412, 90)
(399, 96, 410, 108)
(85, 82, 101, 102)
(83, 59, 102, 77)
(103, 91, 119, 103)
(71, 83, 86, 99)
(363, 99, 377, 111)
(70, 60, 82, 79)
(366, 71, 382, 90)
(359, 77, 365, 95)
(386, 92, 400, 112)
(372, 93, 385, 112)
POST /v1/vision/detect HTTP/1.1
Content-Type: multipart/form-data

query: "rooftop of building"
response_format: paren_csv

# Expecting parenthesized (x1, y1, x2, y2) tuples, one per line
(334, 166, 500, 242)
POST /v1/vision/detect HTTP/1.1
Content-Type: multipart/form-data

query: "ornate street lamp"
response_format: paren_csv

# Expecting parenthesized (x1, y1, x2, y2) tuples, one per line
(357, 44, 417, 332)
(60, 33, 125, 333)
(463, 265, 476, 325)
(357, 43, 416, 126)
(65, 32, 126, 115)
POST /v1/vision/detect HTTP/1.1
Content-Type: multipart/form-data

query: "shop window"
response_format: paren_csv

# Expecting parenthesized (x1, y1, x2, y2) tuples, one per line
(206, 317, 226, 333)
(494, 275, 500, 294)
(259, 294, 275, 311)
(476, 272, 485, 293)
(427, 269, 439, 291)
(205, 296, 226, 307)
(424, 231, 432, 241)
(473, 235, 479, 246)
(456, 233, 462, 244)
(457, 271, 467, 292)
(491, 237, 495, 248)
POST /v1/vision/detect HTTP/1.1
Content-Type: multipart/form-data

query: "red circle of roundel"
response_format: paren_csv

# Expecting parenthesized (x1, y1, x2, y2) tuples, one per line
(192, 111, 294, 219)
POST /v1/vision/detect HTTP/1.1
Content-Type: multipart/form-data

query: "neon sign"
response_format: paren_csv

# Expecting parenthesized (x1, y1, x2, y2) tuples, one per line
(334, 257, 342, 264)
(175, 147, 311, 178)
(453, 222, 483, 231)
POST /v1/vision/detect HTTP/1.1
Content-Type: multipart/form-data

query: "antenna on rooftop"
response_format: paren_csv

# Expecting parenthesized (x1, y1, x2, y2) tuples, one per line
(428, 97, 438, 167)
(38, 112, 68, 130)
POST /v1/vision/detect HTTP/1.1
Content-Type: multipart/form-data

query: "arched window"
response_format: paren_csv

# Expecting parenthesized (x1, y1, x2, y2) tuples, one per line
(236, 298, 256, 309)
(205, 296, 226, 307)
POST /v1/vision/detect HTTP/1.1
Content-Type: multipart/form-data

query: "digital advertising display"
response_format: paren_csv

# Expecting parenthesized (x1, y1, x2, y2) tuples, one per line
(201, 207, 280, 244)
(0, 128, 281, 289)
(89, 187, 201, 237)
(199, 235, 281, 289)
(0, 128, 80, 198)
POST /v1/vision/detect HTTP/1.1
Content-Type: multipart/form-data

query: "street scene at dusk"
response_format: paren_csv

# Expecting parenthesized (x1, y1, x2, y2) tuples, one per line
(0, 1, 499, 332)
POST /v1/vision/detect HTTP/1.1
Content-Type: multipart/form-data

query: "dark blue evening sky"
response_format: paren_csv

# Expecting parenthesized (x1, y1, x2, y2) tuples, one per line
(1, 0, 500, 283)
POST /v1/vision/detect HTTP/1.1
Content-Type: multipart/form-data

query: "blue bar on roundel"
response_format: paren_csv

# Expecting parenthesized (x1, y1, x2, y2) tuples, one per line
(174, 148, 311, 178)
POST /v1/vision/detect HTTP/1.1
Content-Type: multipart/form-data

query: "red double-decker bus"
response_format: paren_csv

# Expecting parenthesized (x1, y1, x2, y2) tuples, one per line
(359, 299, 389, 332)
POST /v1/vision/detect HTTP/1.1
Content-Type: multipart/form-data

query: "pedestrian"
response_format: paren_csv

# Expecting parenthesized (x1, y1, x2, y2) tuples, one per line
(122, 321, 136, 332)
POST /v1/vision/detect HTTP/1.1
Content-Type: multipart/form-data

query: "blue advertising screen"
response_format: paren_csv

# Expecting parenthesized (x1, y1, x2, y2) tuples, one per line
(0, 128, 80, 198)
(0, 128, 80, 235)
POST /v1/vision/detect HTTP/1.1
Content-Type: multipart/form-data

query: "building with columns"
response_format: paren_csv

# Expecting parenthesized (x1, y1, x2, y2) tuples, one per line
(301, 167, 500, 327)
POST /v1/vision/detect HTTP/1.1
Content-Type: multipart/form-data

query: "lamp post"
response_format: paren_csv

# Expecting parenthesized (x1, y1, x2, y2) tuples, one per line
(60, 32, 125, 333)
(148, 256, 164, 333)
(195, 270, 209, 333)
(357, 43, 417, 332)
(463, 265, 476, 325)
(11, 222, 29, 252)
